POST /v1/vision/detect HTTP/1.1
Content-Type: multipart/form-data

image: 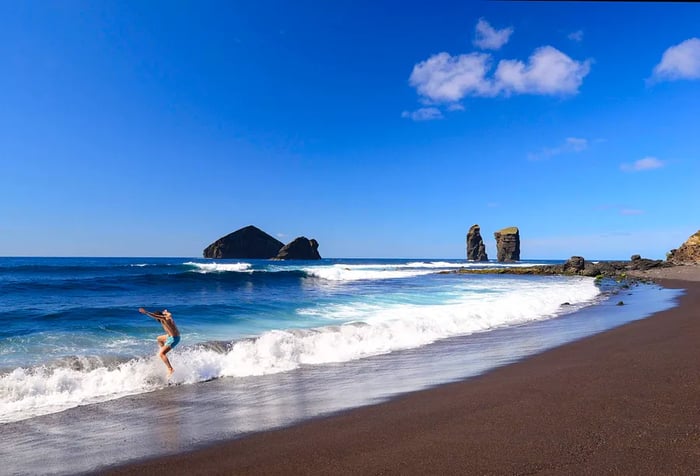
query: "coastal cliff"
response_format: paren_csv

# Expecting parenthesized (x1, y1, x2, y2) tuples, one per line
(667, 230, 700, 264)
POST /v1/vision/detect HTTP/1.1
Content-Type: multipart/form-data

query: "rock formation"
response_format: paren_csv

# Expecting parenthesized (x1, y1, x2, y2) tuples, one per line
(563, 256, 585, 273)
(274, 237, 321, 260)
(446, 254, 670, 279)
(667, 230, 700, 264)
(466, 224, 488, 261)
(203, 225, 284, 259)
(494, 227, 520, 262)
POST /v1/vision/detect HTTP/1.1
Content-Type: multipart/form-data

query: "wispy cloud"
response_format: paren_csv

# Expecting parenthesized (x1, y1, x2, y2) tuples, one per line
(528, 137, 589, 161)
(620, 209, 644, 216)
(473, 18, 513, 51)
(651, 37, 700, 82)
(401, 107, 443, 121)
(568, 30, 584, 42)
(620, 156, 665, 172)
(597, 204, 645, 216)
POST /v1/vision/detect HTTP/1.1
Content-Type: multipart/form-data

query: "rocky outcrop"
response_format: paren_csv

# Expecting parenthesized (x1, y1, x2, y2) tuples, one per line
(494, 227, 520, 262)
(274, 237, 321, 260)
(667, 230, 700, 264)
(447, 254, 670, 279)
(203, 225, 284, 259)
(466, 224, 488, 261)
(562, 256, 585, 273)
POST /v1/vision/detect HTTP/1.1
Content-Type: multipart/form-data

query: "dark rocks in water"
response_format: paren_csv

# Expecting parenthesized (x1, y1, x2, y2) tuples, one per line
(274, 237, 321, 260)
(667, 230, 700, 264)
(494, 226, 520, 262)
(560, 255, 668, 277)
(616, 301, 625, 306)
(466, 224, 488, 261)
(203, 225, 284, 259)
(447, 254, 671, 281)
(563, 256, 585, 273)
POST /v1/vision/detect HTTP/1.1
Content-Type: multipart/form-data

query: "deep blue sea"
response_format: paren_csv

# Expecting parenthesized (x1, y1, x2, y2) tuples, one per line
(0, 256, 684, 474)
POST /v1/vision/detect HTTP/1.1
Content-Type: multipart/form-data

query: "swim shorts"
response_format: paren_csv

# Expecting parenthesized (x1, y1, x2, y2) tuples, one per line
(165, 335, 181, 349)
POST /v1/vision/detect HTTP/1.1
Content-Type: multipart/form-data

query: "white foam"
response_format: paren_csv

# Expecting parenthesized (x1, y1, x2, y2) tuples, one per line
(303, 265, 437, 281)
(299, 262, 551, 282)
(185, 262, 252, 273)
(0, 277, 600, 423)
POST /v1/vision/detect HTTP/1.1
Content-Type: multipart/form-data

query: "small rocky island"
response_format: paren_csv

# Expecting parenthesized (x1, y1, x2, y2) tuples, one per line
(203, 225, 322, 260)
(274, 237, 321, 260)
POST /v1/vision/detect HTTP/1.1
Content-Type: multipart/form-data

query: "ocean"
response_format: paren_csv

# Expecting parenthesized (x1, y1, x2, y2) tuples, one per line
(0, 257, 682, 475)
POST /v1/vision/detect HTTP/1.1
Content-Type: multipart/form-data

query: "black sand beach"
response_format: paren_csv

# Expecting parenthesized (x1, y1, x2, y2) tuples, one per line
(101, 265, 700, 475)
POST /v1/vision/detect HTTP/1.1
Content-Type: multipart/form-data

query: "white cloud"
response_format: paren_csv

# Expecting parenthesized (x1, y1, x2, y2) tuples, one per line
(409, 46, 589, 104)
(409, 52, 494, 102)
(620, 157, 665, 172)
(528, 137, 589, 161)
(568, 30, 584, 42)
(474, 18, 513, 51)
(652, 38, 700, 81)
(494, 46, 591, 96)
(401, 107, 443, 121)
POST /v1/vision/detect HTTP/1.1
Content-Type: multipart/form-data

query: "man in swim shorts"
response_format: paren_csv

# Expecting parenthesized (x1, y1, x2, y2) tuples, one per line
(139, 307, 181, 377)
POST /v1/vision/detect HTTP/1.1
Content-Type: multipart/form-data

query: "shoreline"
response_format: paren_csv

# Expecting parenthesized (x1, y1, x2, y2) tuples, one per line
(102, 268, 700, 475)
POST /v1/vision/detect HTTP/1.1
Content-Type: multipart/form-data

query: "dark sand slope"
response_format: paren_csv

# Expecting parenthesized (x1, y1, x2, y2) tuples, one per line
(103, 271, 700, 476)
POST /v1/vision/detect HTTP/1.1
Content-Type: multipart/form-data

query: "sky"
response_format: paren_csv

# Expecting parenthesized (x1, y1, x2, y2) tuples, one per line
(1, 1, 699, 260)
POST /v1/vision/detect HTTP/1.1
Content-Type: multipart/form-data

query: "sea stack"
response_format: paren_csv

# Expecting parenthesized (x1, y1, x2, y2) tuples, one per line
(494, 226, 520, 262)
(203, 225, 284, 259)
(466, 224, 488, 261)
(274, 237, 322, 260)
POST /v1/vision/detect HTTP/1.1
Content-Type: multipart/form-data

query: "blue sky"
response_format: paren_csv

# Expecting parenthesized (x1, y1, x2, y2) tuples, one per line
(1, 1, 698, 259)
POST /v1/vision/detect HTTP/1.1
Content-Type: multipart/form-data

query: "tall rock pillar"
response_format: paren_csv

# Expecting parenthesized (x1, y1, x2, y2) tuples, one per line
(494, 227, 520, 262)
(466, 224, 488, 261)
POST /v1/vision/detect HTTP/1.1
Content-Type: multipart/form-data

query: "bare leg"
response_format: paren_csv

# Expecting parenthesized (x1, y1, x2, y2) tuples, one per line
(159, 346, 174, 378)
(156, 335, 167, 348)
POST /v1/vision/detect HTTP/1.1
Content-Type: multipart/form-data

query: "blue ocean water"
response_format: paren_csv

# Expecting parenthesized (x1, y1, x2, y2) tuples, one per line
(0, 257, 671, 425)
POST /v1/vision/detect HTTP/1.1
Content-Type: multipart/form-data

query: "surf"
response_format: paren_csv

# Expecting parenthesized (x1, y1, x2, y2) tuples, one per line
(0, 273, 600, 423)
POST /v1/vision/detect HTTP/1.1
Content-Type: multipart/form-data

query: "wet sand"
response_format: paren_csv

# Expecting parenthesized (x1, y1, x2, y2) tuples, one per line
(102, 267, 700, 475)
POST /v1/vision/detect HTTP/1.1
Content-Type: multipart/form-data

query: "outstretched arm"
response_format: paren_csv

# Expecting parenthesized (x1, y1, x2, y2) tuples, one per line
(139, 308, 163, 321)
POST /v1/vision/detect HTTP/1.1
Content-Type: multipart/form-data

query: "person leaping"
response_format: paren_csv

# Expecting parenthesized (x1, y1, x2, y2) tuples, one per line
(139, 307, 181, 378)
